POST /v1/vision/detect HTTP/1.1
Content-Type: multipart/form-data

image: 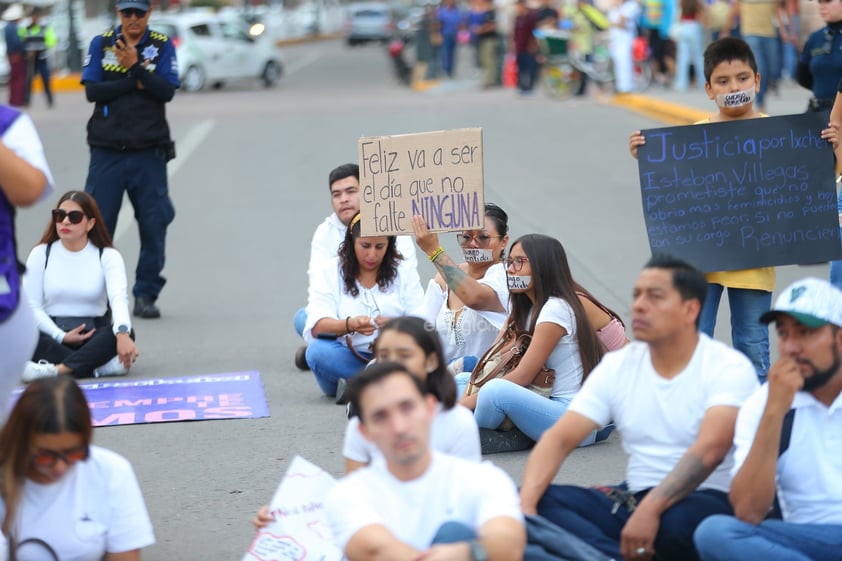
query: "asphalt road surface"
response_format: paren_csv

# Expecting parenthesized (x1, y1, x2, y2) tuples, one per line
(13, 39, 826, 560)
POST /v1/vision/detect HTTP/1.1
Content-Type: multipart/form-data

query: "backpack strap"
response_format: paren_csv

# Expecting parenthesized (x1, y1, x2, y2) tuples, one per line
(778, 408, 795, 457)
(45, 242, 104, 269)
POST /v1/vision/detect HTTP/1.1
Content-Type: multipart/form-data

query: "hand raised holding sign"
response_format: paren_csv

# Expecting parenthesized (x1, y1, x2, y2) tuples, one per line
(411, 215, 441, 257)
(629, 130, 646, 160)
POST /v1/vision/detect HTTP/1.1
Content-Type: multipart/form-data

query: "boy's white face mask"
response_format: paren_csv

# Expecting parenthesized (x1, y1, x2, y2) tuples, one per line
(715, 88, 755, 109)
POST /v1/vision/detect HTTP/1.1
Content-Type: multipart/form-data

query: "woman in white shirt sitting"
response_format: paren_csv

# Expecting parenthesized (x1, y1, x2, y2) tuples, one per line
(21, 191, 137, 382)
(0, 376, 154, 559)
(412, 203, 510, 369)
(304, 213, 424, 398)
(458, 234, 614, 445)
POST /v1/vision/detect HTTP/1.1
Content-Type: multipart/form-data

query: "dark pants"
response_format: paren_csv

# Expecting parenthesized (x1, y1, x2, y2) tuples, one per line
(32, 316, 131, 378)
(25, 57, 52, 106)
(7, 55, 26, 107)
(85, 146, 175, 300)
(537, 484, 733, 561)
(517, 52, 538, 92)
(441, 34, 457, 77)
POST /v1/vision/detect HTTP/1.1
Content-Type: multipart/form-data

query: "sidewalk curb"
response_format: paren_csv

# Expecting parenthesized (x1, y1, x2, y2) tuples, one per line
(31, 33, 342, 94)
(609, 92, 709, 126)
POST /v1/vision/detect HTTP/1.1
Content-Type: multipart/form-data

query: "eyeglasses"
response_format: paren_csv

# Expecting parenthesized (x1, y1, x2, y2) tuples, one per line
(52, 209, 86, 224)
(31, 445, 89, 468)
(120, 8, 147, 18)
(455, 233, 501, 248)
(503, 256, 529, 272)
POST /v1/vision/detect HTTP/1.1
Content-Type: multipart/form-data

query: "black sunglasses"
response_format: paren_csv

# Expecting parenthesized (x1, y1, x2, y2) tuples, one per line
(52, 209, 86, 224)
(120, 7, 147, 18)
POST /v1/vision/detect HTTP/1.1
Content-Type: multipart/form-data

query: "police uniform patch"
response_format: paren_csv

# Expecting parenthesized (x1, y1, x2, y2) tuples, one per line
(142, 45, 159, 61)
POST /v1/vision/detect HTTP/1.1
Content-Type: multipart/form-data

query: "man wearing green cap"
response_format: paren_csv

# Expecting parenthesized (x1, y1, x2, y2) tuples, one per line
(694, 277, 842, 561)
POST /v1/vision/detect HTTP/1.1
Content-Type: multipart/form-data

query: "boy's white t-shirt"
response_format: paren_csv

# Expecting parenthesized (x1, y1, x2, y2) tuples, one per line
(568, 334, 759, 493)
(343, 403, 481, 464)
(535, 297, 583, 398)
(326, 452, 523, 551)
(1, 446, 154, 561)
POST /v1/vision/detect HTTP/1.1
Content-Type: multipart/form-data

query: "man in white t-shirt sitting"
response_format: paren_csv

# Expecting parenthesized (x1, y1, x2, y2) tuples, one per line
(325, 361, 525, 561)
(694, 277, 842, 561)
(519, 254, 759, 561)
(294, 163, 417, 369)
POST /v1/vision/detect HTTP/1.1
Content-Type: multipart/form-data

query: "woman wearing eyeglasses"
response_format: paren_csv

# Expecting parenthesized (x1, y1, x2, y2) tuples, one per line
(412, 203, 511, 367)
(20, 190, 138, 382)
(0, 376, 154, 559)
(457, 234, 621, 445)
(304, 212, 424, 399)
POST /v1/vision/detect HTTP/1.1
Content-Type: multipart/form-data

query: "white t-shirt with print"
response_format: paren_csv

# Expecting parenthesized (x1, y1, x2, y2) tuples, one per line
(343, 403, 481, 464)
(1, 446, 154, 561)
(326, 452, 522, 551)
(569, 334, 759, 493)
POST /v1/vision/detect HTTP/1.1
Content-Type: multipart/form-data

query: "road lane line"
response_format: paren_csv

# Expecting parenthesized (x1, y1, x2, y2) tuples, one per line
(113, 119, 216, 243)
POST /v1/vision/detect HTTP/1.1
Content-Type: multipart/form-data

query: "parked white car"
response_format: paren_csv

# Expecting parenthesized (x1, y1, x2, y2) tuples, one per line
(150, 12, 283, 93)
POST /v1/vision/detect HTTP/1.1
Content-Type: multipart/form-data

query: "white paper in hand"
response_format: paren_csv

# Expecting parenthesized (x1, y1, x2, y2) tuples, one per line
(242, 456, 345, 561)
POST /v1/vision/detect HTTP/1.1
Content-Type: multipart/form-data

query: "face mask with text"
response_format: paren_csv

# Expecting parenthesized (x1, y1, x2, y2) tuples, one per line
(461, 248, 494, 263)
(507, 275, 532, 291)
(715, 88, 755, 109)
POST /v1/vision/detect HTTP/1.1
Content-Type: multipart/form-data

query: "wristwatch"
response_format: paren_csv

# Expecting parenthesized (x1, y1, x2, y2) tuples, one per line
(468, 540, 488, 561)
(116, 324, 129, 335)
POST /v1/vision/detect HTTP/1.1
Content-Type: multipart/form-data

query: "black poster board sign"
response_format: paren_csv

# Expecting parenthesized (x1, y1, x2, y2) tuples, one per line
(637, 112, 841, 272)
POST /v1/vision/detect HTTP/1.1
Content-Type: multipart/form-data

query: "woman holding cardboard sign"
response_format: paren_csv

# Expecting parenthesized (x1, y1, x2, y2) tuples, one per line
(412, 202, 511, 368)
(455, 234, 623, 445)
(304, 212, 424, 400)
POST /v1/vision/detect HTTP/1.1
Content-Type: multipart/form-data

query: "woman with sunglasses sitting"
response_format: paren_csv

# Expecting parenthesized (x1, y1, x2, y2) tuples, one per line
(412, 203, 511, 370)
(304, 212, 424, 399)
(457, 234, 621, 446)
(20, 190, 138, 382)
(0, 376, 154, 559)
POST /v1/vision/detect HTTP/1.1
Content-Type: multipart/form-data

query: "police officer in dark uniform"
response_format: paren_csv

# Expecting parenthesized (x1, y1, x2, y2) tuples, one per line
(796, 0, 842, 113)
(81, 0, 179, 319)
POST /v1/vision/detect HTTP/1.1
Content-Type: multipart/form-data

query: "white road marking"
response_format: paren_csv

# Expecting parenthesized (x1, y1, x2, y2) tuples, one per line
(113, 119, 216, 243)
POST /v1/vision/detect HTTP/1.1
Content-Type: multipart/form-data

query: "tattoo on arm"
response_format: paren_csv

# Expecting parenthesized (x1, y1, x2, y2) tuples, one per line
(648, 452, 712, 508)
(436, 254, 469, 292)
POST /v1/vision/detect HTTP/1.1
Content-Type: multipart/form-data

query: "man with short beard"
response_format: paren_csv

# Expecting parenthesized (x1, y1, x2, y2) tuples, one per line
(694, 277, 842, 561)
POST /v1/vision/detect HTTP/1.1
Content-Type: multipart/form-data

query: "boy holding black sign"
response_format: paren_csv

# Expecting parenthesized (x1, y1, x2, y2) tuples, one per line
(629, 39, 766, 382)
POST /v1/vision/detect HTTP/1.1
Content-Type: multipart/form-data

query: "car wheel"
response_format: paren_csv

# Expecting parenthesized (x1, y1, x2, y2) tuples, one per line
(183, 65, 205, 92)
(262, 61, 282, 87)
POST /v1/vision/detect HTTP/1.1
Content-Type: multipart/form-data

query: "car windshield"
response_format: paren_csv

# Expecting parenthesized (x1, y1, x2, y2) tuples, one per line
(353, 9, 388, 17)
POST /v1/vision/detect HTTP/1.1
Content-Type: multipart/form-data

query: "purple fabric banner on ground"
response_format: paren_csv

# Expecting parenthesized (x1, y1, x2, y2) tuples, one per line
(76, 371, 270, 427)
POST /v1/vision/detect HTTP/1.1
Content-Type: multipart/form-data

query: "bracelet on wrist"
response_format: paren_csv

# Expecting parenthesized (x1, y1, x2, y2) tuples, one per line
(428, 246, 445, 262)
(346, 316, 354, 335)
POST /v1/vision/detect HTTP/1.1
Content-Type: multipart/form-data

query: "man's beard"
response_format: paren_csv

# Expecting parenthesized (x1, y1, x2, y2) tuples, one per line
(801, 344, 841, 392)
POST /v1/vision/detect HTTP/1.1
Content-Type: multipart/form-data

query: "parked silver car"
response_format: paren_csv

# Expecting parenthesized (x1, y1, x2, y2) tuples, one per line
(151, 12, 283, 93)
(344, 2, 394, 46)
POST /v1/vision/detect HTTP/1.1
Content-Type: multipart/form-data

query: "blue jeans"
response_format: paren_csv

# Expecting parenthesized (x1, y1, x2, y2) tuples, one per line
(782, 16, 799, 79)
(86, 147, 175, 300)
(538, 484, 732, 561)
(294, 307, 306, 337)
(674, 22, 705, 91)
(699, 283, 770, 383)
(432, 521, 476, 544)
(305, 338, 371, 396)
(455, 375, 598, 446)
(694, 515, 842, 561)
(516, 52, 538, 92)
(743, 35, 779, 110)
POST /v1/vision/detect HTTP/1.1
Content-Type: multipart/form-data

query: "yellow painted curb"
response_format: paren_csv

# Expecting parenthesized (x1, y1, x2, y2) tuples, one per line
(610, 93, 708, 126)
(31, 73, 83, 93)
(412, 79, 440, 92)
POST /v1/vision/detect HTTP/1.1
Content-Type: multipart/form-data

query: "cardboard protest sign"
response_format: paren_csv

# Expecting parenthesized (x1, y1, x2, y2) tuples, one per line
(637, 112, 841, 272)
(358, 128, 484, 236)
(242, 456, 343, 561)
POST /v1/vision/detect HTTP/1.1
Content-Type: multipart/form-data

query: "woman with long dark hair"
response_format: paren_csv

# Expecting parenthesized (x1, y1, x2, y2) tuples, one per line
(303, 213, 424, 398)
(458, 234, 620, 444)
(0, 376, 154, 558)
(21, 190, 137, 382)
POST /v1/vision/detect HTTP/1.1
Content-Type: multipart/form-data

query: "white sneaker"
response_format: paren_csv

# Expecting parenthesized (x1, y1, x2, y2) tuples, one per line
(22, 360, 59, 383)
(93, 356, 128, 378)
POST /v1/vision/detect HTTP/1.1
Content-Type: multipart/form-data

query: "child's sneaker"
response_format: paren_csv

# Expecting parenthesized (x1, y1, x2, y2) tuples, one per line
(93, 356, 128, 378)
(22, 360, 59, 383)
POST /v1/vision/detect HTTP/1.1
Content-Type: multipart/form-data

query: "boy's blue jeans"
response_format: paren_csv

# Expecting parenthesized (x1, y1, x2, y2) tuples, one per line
(694, 515, 842, 561)
(699, 283, 771, 383)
